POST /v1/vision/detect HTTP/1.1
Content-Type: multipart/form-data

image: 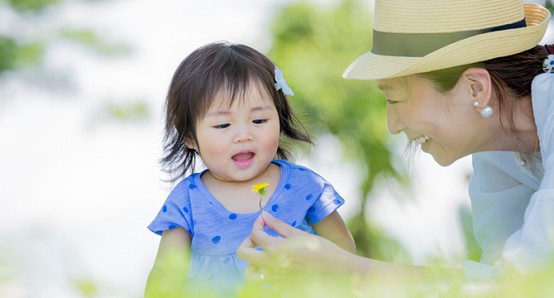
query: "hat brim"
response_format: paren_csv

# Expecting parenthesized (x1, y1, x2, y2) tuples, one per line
(343, 3, 551, 80)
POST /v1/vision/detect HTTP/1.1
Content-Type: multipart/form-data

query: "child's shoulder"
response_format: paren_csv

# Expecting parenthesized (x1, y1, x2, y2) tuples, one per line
(168, 172, 204, 195)
(273, 159, 325, 182)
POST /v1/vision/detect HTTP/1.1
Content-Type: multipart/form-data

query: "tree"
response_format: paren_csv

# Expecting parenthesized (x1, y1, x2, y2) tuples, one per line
(268, 0, 409, 259)
(0, 0, 150, 121)
(2, 0, 127, 71)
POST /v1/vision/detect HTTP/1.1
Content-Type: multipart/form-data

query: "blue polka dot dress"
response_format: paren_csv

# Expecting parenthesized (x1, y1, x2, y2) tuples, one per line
(147, 160, 345, 295)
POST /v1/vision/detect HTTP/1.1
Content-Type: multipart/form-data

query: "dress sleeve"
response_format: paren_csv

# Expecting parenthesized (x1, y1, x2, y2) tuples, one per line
(469, 152, 534, 266)
(305, 182, 345, 225)
(502, 173, 554, 272)
(147, 179, 194, 236)
(501, 73, 554, 272)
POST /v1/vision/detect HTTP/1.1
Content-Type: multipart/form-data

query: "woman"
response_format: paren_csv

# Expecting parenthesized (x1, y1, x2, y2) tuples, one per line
(237, 0, 554, 281)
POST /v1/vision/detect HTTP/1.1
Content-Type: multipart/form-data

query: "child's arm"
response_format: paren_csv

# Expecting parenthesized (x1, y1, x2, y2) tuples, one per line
(145, 227, 191, 298)
(313, 211, 356, 253)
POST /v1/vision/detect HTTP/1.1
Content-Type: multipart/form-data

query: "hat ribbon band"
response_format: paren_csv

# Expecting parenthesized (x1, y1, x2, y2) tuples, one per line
(371, 18, 526, 57)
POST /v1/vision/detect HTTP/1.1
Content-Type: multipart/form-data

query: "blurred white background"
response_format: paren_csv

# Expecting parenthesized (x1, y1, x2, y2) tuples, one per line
(2, 0, 551, 297)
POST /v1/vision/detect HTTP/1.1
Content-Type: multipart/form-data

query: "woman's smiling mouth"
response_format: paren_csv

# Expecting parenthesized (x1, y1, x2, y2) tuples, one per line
(412, 135, 430, 146)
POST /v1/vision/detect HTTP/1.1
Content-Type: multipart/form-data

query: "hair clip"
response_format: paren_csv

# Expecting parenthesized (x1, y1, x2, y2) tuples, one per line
(274, 66, 294, 96)
(543, 54, 554, 73)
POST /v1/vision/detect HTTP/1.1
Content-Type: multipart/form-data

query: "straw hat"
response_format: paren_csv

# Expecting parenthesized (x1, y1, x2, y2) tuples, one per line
(343, 0, 551, 80)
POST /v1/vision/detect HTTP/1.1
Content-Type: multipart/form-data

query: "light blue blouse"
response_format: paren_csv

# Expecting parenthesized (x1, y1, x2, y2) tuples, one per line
(466, 73, 554, 277)
(148, 160, 345, 295)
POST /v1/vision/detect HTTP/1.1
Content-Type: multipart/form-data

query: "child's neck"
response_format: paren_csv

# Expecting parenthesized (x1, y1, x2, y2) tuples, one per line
(201, 163, 281, 214)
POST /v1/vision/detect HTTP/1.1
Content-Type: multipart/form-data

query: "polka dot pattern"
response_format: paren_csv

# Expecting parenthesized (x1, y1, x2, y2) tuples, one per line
(147, 161, 348, 289)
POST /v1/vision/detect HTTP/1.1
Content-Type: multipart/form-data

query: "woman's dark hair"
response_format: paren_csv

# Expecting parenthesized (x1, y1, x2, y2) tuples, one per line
(419, 44, 549, 137)
(161, 41, 311, 181)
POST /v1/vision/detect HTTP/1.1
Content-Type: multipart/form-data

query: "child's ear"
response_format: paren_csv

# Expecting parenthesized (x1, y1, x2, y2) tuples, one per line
(184, 139, 197, 151)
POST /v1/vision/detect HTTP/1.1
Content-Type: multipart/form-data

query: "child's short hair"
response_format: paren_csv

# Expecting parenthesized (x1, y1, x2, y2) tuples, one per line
(161, 41, 311, 181)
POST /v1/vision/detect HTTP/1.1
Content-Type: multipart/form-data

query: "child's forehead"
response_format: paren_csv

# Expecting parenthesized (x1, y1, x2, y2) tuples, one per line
(208, 80, 273, 109)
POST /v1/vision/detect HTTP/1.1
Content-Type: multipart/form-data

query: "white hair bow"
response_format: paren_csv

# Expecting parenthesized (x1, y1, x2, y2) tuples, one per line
(274, 66, 294, 96)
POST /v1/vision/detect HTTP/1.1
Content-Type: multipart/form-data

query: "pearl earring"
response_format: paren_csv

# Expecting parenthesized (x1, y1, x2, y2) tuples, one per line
(472, 100, 480, 107)
(480, 105, 493, 118)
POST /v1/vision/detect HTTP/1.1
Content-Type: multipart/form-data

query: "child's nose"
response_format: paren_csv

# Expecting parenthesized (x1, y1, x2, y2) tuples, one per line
(233, 125, 254, 143)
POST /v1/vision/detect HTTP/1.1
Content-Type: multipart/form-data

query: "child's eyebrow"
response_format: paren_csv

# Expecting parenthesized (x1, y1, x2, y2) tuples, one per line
(251, 105, 273, 112)
(205, 110, 229, 117)
(205, 105, 273, 117)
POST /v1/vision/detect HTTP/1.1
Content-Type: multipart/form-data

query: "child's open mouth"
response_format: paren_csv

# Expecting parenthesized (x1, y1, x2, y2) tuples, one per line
(232, 152, 255, 168)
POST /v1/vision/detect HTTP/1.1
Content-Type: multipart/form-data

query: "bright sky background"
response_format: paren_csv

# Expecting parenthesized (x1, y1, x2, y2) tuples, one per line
(1, 0, 552, 297)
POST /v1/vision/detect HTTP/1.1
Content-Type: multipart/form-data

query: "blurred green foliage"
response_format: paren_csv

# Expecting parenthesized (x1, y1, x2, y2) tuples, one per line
(104, 101, 150, 122)
(0, 35, 43, 73)
(546, 0, 554, 14)
(268, 0, 482, 266)
(268, 0, 408, 259)
(58, 27, 130, 55)
(459, 204, 482, 262)
(0, 0, 129, 74)
(4, 0, 63, 13)
(0, 0, 146, 121)
(144, 256, 554, 298)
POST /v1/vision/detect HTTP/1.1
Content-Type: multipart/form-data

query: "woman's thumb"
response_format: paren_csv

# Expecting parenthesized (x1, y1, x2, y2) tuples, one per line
(262, 211, 297, 238)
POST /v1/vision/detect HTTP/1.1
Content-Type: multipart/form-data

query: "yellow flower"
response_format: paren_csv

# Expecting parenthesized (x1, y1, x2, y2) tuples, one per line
(251, 183, 269, 196)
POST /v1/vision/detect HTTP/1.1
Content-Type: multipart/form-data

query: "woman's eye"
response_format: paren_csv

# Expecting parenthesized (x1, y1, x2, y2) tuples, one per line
(252, 119, 267, 124)
(214, 123, 230, 129)
(386, 98, 399, 105)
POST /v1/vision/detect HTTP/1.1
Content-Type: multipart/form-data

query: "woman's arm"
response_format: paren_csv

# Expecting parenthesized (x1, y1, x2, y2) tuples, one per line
(145, 227, 191, 298)
(312, 211, 356, 253)
(237, 212, 462, 282)
(494, 73, 554, 272)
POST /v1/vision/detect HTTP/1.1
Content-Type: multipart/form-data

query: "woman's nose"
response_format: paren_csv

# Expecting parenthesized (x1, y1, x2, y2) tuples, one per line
(386, 106, 404, 135)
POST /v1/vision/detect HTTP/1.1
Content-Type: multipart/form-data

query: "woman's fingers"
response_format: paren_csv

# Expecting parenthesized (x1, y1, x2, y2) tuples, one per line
(247, 213, 285, 250)
(239, 212, 324, 274)
(261, 211, 302, 238)
(244, 265, 264, 284)
(237, 234, 271, 266)
(237, 214, 276, 268)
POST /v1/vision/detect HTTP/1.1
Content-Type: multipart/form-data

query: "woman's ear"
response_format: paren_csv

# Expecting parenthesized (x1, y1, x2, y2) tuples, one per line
(463, 68, 492, 107)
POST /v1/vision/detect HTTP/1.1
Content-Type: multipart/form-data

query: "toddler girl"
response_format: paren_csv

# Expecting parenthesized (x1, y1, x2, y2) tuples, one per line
(145, 41, 355, 297)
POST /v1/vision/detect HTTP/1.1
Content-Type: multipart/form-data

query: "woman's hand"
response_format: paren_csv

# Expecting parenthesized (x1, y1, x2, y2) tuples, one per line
(238, 211, 463, 290)
(237, 211, 351, 282)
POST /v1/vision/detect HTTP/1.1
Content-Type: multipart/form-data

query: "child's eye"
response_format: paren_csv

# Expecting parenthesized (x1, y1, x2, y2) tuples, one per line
(213, 123, 230, 129)
(252, 119, 267, 124)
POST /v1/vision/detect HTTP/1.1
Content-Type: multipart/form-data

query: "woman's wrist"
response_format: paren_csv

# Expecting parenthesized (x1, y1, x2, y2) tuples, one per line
(321, 242, 371, 276)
